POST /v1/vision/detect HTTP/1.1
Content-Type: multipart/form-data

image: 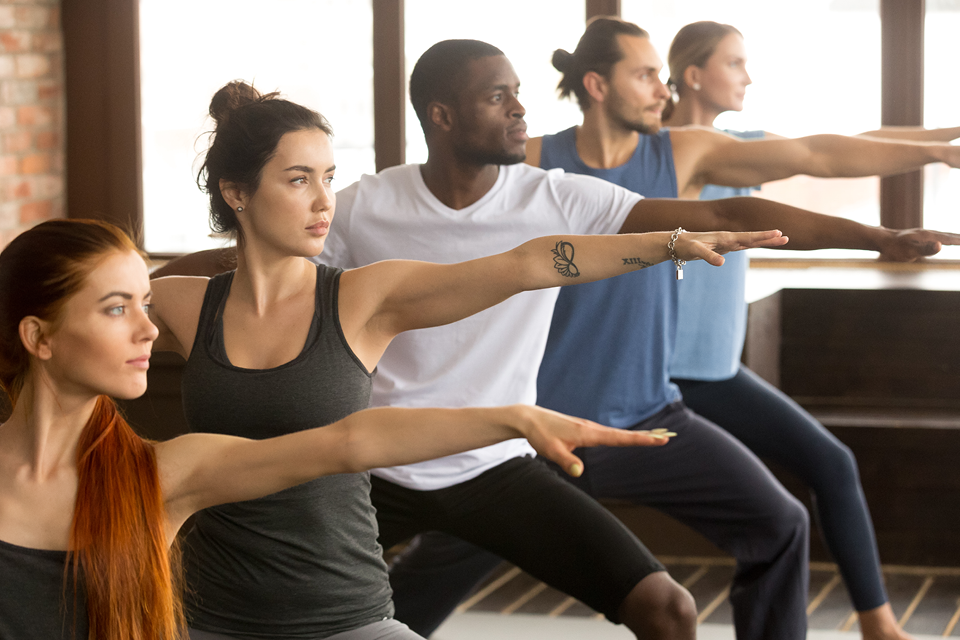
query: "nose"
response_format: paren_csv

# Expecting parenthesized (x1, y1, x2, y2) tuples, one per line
(655, 77, 672, 100)
(509, 93, 526, 119)
(314, 182, 335, 213)
(745, 70, 753, 86)
(138, 308, 160, 344)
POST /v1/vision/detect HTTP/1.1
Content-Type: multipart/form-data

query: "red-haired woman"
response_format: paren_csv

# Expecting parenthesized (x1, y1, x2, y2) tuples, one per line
(0, 219, 679, 639)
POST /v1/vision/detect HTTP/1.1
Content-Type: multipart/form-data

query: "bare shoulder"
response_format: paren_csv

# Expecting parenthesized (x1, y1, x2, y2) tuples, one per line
(524, 137, 543, 167)
(150, 276, 210, 356)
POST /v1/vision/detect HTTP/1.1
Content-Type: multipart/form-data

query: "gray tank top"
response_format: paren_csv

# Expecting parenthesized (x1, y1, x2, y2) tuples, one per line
(181, 264, 392, 639)
(0, 538, 87, 639)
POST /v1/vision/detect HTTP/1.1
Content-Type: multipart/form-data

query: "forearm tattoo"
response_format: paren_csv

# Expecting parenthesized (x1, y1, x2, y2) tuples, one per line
(552, 240, 580, 278)
(622, 257, 653, 268)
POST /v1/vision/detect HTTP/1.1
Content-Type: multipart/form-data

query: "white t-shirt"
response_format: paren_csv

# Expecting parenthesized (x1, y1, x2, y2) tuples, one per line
(318, 163, 640, 490)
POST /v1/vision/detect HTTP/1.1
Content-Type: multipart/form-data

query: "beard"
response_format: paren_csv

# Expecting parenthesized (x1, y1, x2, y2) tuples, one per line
(453, 141, 526, 166)
(607, 92, 662, 135)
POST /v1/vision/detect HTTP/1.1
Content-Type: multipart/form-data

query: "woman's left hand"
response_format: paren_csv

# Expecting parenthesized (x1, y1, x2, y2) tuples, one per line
(673, 229, 788, 266)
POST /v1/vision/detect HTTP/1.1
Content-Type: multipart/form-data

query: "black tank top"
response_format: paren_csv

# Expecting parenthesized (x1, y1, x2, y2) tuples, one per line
(0, 538, 87, 639)
(180, 264, 392, 638)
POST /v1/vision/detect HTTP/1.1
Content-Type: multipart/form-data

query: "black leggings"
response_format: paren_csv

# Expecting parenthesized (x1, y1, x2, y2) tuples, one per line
(372, 456, 664, 624)
(674, 365, 886, 611)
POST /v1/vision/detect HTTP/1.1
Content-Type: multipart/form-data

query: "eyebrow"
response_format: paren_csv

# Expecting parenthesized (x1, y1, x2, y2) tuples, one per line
(98, 291, 132, 302)
(97, 290, 152, 303)
(284, 164, 336, 173)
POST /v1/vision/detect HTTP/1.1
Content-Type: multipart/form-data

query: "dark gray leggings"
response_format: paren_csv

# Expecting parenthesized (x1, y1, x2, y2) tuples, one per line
(189, 619, 424, 640)
(674, 364, 886, 612)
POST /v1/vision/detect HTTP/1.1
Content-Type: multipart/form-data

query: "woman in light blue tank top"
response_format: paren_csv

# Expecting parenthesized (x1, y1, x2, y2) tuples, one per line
(662, 22, 960, 640)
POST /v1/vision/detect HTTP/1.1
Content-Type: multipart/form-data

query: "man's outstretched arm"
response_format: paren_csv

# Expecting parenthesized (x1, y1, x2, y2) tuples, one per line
(620, 196, 960, 260)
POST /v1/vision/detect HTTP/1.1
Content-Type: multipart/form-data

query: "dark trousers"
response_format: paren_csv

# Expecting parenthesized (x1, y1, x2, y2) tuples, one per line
(384, 401, 810, 640)
(675, 365, 886, 611)
(373, 456, 664, 625)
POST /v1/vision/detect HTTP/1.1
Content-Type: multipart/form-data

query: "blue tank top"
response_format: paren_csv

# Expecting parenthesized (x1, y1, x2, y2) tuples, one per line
(669, 130, 765, 381)
(536, 126, 681, 427)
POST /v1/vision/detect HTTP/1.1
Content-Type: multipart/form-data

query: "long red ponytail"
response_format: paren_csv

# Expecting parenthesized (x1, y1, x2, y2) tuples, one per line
(0, 220, 185, 639)
(69, 395, 185, 640)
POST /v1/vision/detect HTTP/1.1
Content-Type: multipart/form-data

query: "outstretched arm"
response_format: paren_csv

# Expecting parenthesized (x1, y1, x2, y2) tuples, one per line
(338, 228, 786, 366)
(621, 197, 960, 257)
(158, 404, 671, 535)
(671, 127, 960, 197)
(856, 125, 960, 142)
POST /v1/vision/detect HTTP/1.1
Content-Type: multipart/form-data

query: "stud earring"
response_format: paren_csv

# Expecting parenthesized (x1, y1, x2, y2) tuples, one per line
(692, 83, 701, 91)
(237, 206, 244, 212)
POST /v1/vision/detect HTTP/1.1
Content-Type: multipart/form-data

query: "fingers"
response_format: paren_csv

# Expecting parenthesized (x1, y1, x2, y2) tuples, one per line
(932, 231, 960, 246)
(740, 229, 788, 248)
(583, 424, 675, 448)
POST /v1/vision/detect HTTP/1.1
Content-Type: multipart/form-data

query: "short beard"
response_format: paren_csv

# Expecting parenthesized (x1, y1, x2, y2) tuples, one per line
(611, 110, 660, 135)
(453, 144, 526, 166)
(606, 92, 662, 135)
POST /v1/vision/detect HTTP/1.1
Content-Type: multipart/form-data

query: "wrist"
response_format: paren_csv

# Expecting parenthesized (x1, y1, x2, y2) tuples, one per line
(667, 227, 686, 280)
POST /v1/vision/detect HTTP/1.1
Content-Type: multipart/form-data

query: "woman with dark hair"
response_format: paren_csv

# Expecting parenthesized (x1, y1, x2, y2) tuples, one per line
(143, 80, 782, 640)
(0, 218, 678, 639)
(660, 21, 959, 640)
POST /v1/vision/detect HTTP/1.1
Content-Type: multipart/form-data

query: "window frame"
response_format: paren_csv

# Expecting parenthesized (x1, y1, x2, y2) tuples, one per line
(62, 0, 936, 258)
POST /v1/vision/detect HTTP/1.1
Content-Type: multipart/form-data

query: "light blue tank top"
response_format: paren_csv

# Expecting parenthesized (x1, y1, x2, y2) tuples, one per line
(669, 129, 764, 381)
(536, 126, 682, 427)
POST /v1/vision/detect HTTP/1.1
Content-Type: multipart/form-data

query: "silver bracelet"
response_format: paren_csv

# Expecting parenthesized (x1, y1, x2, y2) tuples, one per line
(667, 227, 686, 280)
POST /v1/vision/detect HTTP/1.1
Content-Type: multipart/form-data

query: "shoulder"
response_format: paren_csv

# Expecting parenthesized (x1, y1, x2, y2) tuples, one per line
(719, 129, 765, 140)
(524, 136, 542, 167)
(151, 275, 210, 325)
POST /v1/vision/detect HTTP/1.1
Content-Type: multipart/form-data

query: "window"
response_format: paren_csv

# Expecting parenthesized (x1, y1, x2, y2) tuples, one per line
(404, 0, 585, 164)
(139, 0, 374, 253)
(924, 1, 960, 260)
(622, 0, 883, 259)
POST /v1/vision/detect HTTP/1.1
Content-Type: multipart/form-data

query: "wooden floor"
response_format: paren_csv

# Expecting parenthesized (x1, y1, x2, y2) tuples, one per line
(450, 557, 960, 637)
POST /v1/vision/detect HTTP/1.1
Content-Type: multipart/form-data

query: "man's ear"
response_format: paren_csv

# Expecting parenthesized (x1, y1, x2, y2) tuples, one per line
(427, 101, 455, 132)
(19, 316, 52, 360)
(582, 71, 608, 105)
(219, 179, 248, 212)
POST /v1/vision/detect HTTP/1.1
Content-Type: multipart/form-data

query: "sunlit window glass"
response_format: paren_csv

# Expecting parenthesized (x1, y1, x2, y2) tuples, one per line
(622, 0, 881, 259)
(139, 0, 374, 254)
(404, 0, 585, 165)
(923, 1, 960, 260)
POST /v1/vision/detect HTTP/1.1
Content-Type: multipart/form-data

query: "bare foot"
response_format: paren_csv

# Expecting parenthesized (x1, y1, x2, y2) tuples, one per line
(858, 603, 916, 640)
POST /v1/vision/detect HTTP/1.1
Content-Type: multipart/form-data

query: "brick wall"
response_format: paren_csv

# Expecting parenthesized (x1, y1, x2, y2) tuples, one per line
(0, 0, 63, 249)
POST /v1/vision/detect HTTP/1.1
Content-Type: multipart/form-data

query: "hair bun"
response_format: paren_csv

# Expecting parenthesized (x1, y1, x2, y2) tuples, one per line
(552, 49, 575, 73)
(209, 81, 263, 126)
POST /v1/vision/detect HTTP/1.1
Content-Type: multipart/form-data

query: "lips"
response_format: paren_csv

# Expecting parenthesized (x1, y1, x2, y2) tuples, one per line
(307, 220, 330, 236)
(507, 122, 528, 141)
(127, 355, 150, 370)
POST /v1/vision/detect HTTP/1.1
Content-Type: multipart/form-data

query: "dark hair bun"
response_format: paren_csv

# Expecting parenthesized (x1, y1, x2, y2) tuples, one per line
(552, 49, 575, 73)
(208, 81, 264, 127)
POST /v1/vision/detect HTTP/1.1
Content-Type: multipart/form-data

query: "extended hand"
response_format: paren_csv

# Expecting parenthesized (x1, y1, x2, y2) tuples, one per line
(511, 405, 672, 477)
(878, 228, 960, 262)
(674, 229, 789, 267)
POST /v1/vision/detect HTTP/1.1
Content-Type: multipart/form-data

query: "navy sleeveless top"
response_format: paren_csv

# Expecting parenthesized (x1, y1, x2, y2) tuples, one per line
(0, 538, 87, 639)
(180, 264, 392, 639)
(536, 126, 682, 426)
